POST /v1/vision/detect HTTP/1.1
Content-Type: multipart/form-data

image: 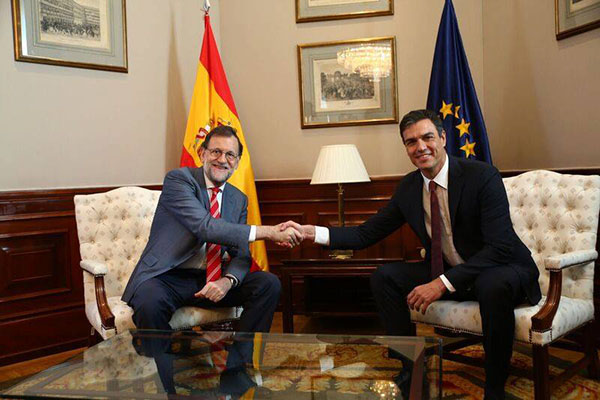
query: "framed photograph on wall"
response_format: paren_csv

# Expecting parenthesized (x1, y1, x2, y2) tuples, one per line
(11, 0, 128, 72)
(297, 37, 398, 129)
(296, 0, 393, 23)
(556, 0, 600, 39)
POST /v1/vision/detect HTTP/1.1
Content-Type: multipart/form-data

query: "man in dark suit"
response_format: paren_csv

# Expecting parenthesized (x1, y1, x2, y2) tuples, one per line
(283, 109, 541, 399)
(123, 126, 302, 333)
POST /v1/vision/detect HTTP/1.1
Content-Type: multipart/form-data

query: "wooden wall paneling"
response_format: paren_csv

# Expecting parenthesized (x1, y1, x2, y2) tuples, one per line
(315, 210, 407, 259)
(0, 307, 89, 366)
(0, 213, 87, 365)
(0, 229, 70, 300)
(0, 168, 598, 366)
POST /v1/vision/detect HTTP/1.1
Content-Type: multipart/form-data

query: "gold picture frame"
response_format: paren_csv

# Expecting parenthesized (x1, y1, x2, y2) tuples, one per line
(297, 37, 398, 129)
(555, 0, 600, 39)
(296, 0, 393, 23)
(11, 0, 128, 72)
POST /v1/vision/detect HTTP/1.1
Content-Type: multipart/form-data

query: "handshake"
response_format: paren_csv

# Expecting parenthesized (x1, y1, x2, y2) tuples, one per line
(256, 221, 315, 248)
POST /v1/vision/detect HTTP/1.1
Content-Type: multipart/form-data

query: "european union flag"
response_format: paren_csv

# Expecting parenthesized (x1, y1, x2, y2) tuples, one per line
(427, 0, 492, 164)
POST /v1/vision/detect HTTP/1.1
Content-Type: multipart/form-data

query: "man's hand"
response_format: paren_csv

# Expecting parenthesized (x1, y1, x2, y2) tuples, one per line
(255, 225, 304, 247)
(406, 278, 446, 314)
(194, 277, 233, 302)
(276, 221, 316, 247)
(273, 224, 304, 246)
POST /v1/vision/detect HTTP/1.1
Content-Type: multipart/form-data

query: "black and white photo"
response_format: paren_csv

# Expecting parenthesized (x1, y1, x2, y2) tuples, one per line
(12, 0, 128, 72)
(297, 37, 397, 129)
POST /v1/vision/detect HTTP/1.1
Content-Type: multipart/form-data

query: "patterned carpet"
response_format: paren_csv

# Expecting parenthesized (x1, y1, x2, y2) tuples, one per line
(442, 344, 600, 399)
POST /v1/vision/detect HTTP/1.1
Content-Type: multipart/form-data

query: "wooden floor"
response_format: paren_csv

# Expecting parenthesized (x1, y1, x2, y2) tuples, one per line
(0, 347, 84, 385)
(0, 312, 594, 386)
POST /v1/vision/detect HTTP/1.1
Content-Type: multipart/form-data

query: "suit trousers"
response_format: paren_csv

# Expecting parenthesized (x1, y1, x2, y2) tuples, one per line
(370, 261, 526, 399)
(130, 268, 281, 333)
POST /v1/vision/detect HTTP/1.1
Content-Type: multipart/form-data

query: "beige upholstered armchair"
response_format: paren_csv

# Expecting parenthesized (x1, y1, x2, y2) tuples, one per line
(74, 187, 241, 340)
(410, 170, 599, 400)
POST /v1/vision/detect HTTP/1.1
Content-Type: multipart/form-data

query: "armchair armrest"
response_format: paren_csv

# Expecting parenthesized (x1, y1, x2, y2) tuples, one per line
(544, 250, 598, 271)
(80, 260, 115, 331)
(532, 250, 597, 332)
(80, 260, 108, 276)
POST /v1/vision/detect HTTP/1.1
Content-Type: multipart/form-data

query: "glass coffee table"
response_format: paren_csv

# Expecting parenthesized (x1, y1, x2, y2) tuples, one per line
(2, 330, 442, 399)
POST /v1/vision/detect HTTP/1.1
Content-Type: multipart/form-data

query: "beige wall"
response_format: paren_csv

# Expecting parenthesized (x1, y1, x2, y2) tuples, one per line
(0, 0, 220, 190)
(219, 0, 484, 179)
(482, 1, 600, 170)
(2, 0, 597, 190)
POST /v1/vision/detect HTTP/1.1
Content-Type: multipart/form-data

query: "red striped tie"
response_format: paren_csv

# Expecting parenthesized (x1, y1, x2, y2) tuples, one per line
(429, 181, 444, 280)
(206, 187, 222, 283)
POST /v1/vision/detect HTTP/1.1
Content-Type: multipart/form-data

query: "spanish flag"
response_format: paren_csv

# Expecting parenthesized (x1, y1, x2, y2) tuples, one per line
(179, 12, 268, 271)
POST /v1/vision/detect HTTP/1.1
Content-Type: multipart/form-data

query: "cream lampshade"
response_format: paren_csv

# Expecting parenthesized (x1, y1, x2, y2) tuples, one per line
(310, 144, 370, 258)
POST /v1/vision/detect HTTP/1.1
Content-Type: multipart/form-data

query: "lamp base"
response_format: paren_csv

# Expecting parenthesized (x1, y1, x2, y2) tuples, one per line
(329, 249, 354, 260)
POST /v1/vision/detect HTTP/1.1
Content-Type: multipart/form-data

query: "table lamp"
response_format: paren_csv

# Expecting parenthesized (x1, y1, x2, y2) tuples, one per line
(310, 144, 370, 259)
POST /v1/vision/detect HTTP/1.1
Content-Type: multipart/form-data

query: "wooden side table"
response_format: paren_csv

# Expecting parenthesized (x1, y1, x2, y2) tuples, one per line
(280, 258, 403, 333)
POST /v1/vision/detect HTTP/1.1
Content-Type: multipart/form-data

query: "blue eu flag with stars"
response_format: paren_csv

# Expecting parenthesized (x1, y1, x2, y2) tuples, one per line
(427, 0, 492, 164)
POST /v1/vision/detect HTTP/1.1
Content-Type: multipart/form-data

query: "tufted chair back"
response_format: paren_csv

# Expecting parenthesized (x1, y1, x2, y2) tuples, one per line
(74, 187, 160, 302)
(504, 170, 600, 299)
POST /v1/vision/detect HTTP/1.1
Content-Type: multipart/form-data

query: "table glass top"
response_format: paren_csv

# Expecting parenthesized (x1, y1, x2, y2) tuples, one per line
(2, 329, 442, 399)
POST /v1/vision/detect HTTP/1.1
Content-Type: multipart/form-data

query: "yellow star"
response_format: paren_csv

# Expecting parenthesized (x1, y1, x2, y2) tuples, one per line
(460, 139, 476, 158)
(456, 118, 471, 137)
(439, 101, 453, 119)
(454, 105, 461, 118)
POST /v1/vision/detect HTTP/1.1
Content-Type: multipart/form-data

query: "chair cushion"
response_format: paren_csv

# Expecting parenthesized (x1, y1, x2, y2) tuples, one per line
(410, 296, 594, 345)
(86, 296, 243, 339)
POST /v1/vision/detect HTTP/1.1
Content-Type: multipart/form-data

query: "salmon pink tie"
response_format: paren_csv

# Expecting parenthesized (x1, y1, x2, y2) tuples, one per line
(206, 187, 222, 283)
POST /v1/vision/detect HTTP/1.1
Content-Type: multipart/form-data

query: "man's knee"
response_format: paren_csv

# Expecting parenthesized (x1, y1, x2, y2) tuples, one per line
(475, 269, 520, 308)
(370, 263, 396, 289)
(370, 262, 417, 294)
(130, 280, 175, 326)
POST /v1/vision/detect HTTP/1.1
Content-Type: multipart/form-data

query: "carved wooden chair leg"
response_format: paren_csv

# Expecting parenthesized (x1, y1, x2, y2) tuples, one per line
(532, 344, 550, 400)
(583, 322, 600, 379)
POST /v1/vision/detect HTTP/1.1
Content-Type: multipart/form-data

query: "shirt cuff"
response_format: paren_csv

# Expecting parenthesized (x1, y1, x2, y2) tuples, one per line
(314, 226, 330, 246)
(439, 274, 456, 292)
(225, 273, 239, 287)
(248, 225, 256, 242)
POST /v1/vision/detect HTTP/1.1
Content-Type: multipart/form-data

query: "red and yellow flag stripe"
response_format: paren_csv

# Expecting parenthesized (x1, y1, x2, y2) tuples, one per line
(180, 14, 268, 271)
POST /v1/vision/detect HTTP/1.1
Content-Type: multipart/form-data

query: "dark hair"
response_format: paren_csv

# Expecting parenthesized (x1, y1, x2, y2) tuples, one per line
(201, 125, 244, 157)
(399, 109, 444, 141)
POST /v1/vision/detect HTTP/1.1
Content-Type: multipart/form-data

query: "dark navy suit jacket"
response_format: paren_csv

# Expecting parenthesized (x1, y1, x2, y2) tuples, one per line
(122, 167, 251, 304)
(329, 156, 542, 305)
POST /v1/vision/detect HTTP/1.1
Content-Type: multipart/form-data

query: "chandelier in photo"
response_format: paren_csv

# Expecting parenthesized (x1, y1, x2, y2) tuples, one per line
(337, 42, 392, 82)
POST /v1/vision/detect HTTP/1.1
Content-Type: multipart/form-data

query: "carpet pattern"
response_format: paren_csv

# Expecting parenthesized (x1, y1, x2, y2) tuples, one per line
(441, 345, 600, 399)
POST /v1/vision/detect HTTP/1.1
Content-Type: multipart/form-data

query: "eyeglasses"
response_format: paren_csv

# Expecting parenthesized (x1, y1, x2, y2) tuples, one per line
(205, 148, 239, 162)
